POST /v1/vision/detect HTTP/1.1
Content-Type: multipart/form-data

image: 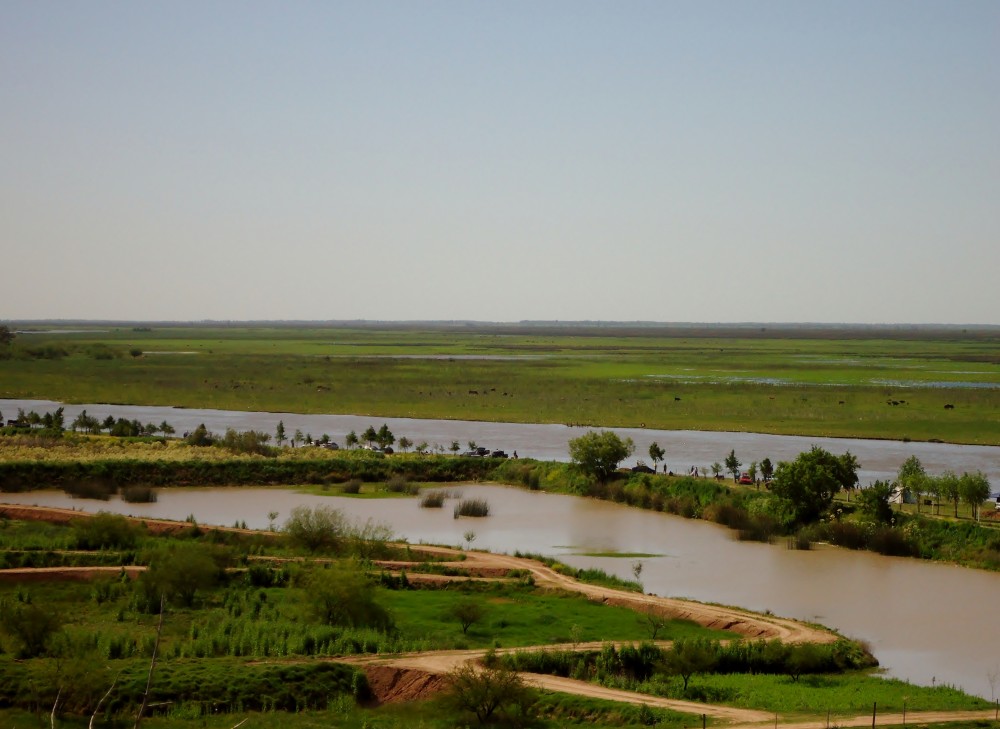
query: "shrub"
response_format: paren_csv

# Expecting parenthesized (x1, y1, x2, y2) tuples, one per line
(284, 505, 349, 554)
(454, 498, 490, 518)
(73, 512, 140, 550)
(341, 479, 362, 495)
(420, 490, 445, 508)
(386, 474, 418, 495)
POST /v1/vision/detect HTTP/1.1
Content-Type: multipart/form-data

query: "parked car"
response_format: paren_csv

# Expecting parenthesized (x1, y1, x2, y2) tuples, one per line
(738, 472, 753, 485)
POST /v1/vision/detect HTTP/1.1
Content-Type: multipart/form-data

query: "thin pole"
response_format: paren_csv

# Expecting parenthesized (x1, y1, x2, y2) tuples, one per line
(872, 701, 876, 729)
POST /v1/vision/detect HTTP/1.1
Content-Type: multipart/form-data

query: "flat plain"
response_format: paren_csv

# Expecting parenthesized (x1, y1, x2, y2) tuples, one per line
(1, 322, 997, 444)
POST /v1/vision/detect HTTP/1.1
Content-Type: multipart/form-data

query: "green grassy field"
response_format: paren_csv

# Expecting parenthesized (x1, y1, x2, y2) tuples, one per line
(2, 323, 998, 444)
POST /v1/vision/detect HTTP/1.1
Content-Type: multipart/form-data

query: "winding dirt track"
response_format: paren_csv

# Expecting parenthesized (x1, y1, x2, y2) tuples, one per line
(2, 503, 994, 727)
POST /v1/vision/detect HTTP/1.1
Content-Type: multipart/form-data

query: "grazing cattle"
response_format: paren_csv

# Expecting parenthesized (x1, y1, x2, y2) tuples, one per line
(468, 390, 478, 395)
(944, 404, 955, 409)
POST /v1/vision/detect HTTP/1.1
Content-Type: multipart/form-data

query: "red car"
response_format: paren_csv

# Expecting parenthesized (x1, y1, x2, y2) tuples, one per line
(738, 472, 753, 485)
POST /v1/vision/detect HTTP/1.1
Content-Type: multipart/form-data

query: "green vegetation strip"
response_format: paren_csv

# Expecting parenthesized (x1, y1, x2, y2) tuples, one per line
(1, 324, 997, 444)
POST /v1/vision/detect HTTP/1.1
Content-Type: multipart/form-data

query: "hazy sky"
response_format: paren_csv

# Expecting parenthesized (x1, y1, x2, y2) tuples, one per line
(2, 2, 998, 324)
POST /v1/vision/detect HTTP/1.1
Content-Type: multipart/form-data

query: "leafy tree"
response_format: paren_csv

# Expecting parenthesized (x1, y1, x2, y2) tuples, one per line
(275, 420, 286, 446)
(568, 430, 635, 482)
(786, 642, 825, 682)
(449, 597, 487, 635)
(662, 639, 716, 692)
(159, 420, 175, 437)
(41, 407, 65, 434)
(855, 480, 896, 524)
(710, 462, 723, 478)
(724, 449, 742, 482)
(71, 409, 88, 432)
(362, 425, 378, 447)
(377, 423, 395, 450)
(345, 430, 359, 449)
(101, 415, 116, 432)
(747, 461, 758, 486)
(284, 505, 348, 553)
(0, 324, 14, 347)
(398, 436, 413, 453)
(446, 663, 535, 726)
(939, 471, 961, 517)
(925, 474, 945, 515)
(760, 457, 774, 482)
(450, 440, 461, 454)
(416, 441, 429, 454)
(307, 563, 394, 631)
(293, 428, 304, 446)
(648, 442, 665, 472)
(898, 455, 927, 513)
(185, 423, 215, 446)
(959, 471, 991, 521)
(770, 447, 860, 524)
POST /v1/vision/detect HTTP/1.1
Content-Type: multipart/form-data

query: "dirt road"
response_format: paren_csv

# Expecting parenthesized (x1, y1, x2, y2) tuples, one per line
(3, 503, 994, 727)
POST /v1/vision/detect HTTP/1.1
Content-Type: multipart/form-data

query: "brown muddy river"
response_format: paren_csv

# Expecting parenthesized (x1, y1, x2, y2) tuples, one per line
(4, 483, 999, 699)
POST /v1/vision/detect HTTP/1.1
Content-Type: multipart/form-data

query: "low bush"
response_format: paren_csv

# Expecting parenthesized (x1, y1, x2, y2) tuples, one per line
(454, 499, 490, 518)
(420, 490, 445, 508)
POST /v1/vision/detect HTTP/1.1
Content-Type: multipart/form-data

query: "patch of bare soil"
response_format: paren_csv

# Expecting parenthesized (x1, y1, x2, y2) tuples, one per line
(361, 666, 450, 705)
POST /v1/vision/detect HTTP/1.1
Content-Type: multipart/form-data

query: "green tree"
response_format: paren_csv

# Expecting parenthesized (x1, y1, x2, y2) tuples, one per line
(770, 447, 859, 524)
(293, 428, 304, 446)
(0, 324, 14, 347)
(760, 457, 774, 483)
(724, 449, 742, 482)
(450, 440, 461, 455)
(362, 425, 378, 447)
(449, 597, 487, 635)
(307, 563, 394, 631)
(284, 504, 349, 553)
(925, 474, 945, 515)
(786, 642, 825, 682)
(185, 423, 214, 446)
(447, 663, 535, 726)
(159, 420, 175, 437)
(898, 455, 927, 513)
(855, 480, 896, 524)
(568, 430, 635, 482)
(275, 420, 286, 446)
(345, 430, 359, 449)
(711, 462, 723, 478)
(959, 471, 991, 521)
(662, 639, 716, 693)
(377, 423, 395, 450)
(398, 436, 413, 453)
(939, 471, 961, 517)
(648, 442, 665, 472)
(747, 461, 758, 486)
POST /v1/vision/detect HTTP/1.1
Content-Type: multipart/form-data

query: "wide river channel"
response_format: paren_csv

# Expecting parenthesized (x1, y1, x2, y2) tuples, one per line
(2, 399, 1000, 698)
